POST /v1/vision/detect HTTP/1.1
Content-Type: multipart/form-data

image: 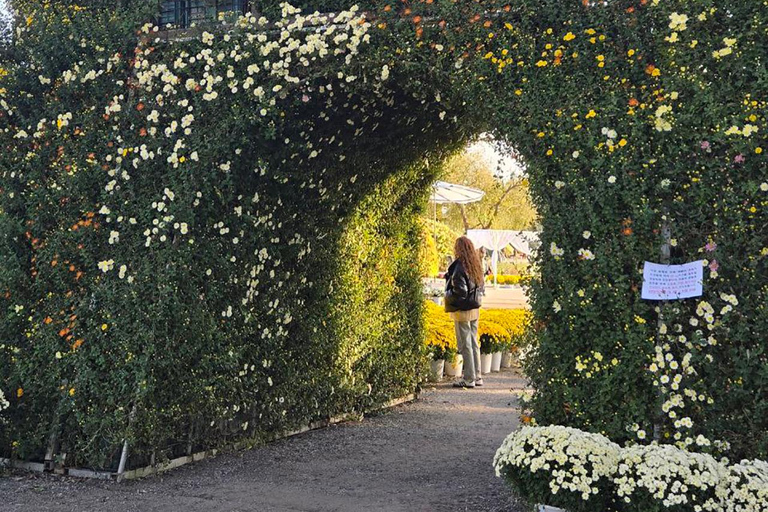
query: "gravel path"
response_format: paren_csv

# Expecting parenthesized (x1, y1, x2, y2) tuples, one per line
(0, 369, 528, 512)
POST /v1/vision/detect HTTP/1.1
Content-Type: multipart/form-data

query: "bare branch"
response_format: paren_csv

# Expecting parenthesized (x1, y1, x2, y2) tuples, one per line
(482, 179, 524, 229)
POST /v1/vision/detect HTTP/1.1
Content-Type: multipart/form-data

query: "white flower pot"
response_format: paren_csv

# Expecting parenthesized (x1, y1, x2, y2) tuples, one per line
(430, 359, 445, 381)
(491, 351, 502, 372)
(429, 296, 443, 305)
(480, 353, 493, 374)
(501, 351, 514, 368)
(445, 356, 463, 377)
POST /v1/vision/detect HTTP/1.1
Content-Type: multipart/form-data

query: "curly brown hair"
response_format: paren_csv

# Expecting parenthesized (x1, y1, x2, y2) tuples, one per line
(454, 236, 484, 287)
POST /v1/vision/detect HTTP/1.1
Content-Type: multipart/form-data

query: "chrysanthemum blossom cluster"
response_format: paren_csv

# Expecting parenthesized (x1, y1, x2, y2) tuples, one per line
(493, 425, 621, 501)
(495, 426, 768, 512)
(0, 387, 9, 412)
(92, 6, 372, 288)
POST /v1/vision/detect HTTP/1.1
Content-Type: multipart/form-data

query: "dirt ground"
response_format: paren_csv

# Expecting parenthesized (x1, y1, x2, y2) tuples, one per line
(0, 369, 528, 512)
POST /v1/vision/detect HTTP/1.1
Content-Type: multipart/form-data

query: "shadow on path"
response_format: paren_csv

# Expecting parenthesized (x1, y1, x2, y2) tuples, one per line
(0, 369, 528, 512)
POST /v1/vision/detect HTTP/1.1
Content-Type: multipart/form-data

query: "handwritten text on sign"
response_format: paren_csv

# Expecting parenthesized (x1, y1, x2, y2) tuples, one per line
(641, 261, 704, 301)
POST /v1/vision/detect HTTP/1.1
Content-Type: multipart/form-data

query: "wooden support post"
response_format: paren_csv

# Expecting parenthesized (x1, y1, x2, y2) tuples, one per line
(43, 394, 68, 472)
(117, 403, 138, 478)
(187, 421, 195, 456)
(653, 218, 671, 442)
(44, 426, 59, 472)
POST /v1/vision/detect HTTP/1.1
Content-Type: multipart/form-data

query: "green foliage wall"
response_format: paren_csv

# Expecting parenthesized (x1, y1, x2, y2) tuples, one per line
(2, 0, 766, 472)
(0, 1, 470, 468)
(467, 0, 768, 459)
(308, 0, 765, 462)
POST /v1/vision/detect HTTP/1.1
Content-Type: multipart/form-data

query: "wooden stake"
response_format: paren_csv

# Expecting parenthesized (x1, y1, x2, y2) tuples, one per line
(653, 218, 671, 442)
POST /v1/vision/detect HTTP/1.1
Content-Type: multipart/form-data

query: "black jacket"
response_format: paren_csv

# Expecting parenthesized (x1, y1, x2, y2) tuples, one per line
(444, 259, 483, 313)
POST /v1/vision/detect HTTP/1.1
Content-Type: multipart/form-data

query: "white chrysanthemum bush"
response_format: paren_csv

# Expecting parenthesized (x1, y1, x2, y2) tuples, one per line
(1, 0, 766, 501)
(495, 427, 768, 512)
(493, 426, 621, 509)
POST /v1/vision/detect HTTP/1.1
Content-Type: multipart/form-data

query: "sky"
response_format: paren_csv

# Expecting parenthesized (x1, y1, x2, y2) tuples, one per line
(465, 138, 526, 182)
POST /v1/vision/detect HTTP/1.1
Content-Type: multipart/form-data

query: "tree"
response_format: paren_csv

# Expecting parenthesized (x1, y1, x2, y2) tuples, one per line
(437, 150, 537, 233)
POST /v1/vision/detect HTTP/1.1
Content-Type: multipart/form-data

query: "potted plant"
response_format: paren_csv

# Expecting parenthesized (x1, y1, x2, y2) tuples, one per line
(444, 347, 463, 377)
(501, 342, 515, 368)
(480, 321, 508, 375)
(429, 345, 445, 381)
(480, 339, 494, 375)
(422, 284, 444, 305)
(491, 347, 503, 372)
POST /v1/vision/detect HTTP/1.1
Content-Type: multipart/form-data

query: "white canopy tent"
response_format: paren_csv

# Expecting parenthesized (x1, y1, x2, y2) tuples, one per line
(466, 229, 539, 286)
(431, 181, 486, 205)
(429, 182, 484, 277)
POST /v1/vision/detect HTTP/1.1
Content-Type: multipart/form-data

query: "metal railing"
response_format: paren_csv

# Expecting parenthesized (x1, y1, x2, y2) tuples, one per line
(159, 0, 249, 29)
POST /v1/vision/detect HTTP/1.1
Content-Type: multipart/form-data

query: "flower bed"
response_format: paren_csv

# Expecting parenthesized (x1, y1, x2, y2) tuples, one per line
(424, 300, 529, 359)
(486, 274, 526, 286)
(495, 426, 768, 512)
(424, 300, 457, 362)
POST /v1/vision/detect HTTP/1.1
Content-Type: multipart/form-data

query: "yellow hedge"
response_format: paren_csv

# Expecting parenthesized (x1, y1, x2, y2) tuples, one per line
(481, 309, 530, 339)
(424, 300, 530, 357)
(424, 300, 456, 352)
(485, 274, 525, 286)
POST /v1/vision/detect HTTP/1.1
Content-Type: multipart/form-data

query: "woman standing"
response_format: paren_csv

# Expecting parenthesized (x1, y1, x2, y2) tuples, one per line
(444, 236, 484, 388)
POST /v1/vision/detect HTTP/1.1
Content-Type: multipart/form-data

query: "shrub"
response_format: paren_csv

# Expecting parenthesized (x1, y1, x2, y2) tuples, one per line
(424, 301, 529, 358)
(417, 224, 440, 278)
(494, 425, 621, 512)
(481, 309, 529, 340)
(443, 346, 459, 365)
(424, 300, 456, 360)
(614, 444, 726, 512)
(496, 260, 530, 276)
(719, 460, 768, 512)
(479, 321, 508, 354)
(495, 426, 768, 512)
(469, 0, 768, 461)
(486, 274, 524, 286)
(419, 218, 459, 274)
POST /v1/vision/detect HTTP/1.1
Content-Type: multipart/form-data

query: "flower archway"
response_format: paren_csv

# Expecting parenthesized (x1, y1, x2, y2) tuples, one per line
(0, 0, 765, 486)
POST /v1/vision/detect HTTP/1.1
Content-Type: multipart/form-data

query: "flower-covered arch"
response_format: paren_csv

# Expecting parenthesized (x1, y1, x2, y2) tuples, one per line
(0, 0, 766, 482)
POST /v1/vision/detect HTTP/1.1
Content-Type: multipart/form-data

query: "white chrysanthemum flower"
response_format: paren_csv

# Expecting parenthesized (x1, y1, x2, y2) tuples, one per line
(98, 259, 115, 273)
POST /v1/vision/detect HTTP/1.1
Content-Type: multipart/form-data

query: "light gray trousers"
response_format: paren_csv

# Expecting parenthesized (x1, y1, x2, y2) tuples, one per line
(454, 320, 481, 382)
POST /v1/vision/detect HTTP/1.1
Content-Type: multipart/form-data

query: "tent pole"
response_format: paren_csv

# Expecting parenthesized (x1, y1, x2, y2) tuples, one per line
(433, 197, 438, 279)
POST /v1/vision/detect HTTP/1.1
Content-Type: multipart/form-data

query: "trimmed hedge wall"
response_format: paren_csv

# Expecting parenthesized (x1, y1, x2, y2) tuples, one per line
(0, 1, 474, 469)
(2, 0, 766, 474)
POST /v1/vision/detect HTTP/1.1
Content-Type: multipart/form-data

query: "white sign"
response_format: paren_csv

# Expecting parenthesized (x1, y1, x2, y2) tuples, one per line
(642, 261, 703, 301)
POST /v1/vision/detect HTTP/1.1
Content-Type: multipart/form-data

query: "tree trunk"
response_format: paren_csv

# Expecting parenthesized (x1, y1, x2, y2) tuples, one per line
(459, 205, 470, 233)
(481, 180, 522, 229)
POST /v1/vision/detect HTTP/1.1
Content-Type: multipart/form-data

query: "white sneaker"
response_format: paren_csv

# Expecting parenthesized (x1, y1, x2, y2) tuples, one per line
(475, 378, 484, 387)
(453, 379, 476, 388)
